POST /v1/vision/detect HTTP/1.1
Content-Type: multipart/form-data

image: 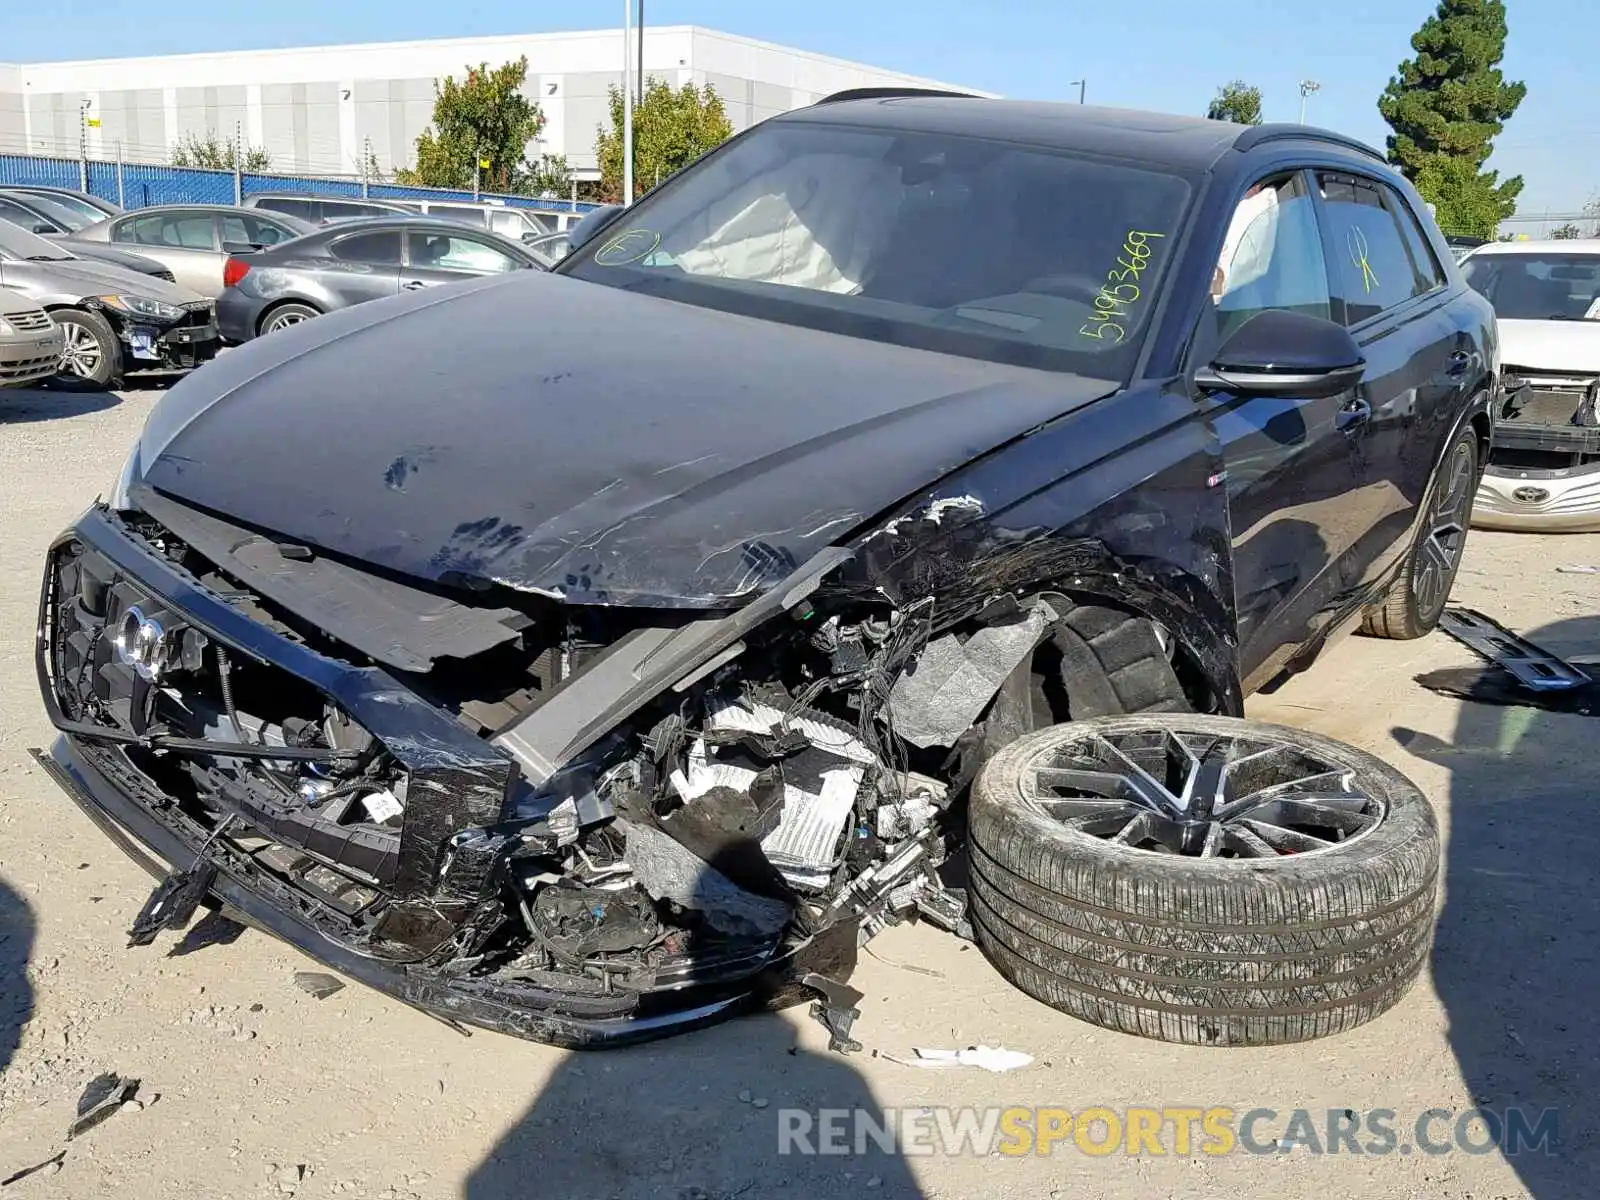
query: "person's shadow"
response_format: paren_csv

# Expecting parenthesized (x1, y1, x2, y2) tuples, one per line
(466, 1010, 926, 1200)
(1396, 614, 1600, 1198)
(0, 876, 36, 1076)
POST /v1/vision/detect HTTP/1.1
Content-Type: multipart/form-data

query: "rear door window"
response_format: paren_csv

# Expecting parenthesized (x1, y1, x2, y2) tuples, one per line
(328, 230, 404, 264)
(1316, 172, 1434, 324)
(221, 214, 298, 247)
(253, 197, 318, 222)
(323, 200, 399, 220)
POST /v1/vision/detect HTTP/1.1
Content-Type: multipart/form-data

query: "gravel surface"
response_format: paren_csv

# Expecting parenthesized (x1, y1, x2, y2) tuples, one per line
(1, 381, 1592, 1198)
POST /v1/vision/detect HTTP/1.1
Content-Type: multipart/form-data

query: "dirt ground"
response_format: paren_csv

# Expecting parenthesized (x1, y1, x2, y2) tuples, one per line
(1, 383, 1593, 1199)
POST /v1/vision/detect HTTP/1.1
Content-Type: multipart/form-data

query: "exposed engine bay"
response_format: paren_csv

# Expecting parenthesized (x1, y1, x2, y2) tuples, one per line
(36, 493, 1118, 1045)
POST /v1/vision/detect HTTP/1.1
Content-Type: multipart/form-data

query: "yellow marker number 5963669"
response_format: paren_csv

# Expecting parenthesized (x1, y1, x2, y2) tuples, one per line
(1079, 230, 1167, 345)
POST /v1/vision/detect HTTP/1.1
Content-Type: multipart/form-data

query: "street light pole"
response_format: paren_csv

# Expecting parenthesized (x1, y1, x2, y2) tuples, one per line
(1071, 79, 1086, 105)
(1298, 79, 1322, 124)
(622, 0, 634, 205)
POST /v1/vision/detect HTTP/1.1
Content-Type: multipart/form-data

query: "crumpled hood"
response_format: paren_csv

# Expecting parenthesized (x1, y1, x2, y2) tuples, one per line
(132, 270, 1116, 606)
(1500, 318, 1600, 375)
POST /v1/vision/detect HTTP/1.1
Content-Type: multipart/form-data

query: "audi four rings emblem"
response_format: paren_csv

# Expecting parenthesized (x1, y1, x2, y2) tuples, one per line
(115, 605, 169, 680)
(1512, 485, 1551, 504)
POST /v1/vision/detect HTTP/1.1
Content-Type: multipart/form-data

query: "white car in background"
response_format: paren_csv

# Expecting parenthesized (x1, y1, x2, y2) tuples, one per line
(1462, 239, 1600, 530)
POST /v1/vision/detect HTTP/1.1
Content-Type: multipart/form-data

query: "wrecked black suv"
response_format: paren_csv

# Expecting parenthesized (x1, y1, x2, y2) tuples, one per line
(36, 91, 1495, 1048)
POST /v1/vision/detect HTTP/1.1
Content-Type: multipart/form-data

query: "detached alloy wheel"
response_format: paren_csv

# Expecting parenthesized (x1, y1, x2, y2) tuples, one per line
(49, 307, 121, 391)
(969, 715, 1439, 1046)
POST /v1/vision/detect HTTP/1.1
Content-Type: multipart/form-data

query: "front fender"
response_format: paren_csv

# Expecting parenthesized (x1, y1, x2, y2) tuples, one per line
(844, 383, 1243, 714)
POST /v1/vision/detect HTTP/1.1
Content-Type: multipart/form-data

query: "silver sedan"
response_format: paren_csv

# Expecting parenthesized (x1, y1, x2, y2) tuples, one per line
(0, 288, 65, 388)
(72, 205, 314, 297)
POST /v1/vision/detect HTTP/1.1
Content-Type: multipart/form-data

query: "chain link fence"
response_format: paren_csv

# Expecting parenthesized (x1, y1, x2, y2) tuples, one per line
(0, 151, 598, 217)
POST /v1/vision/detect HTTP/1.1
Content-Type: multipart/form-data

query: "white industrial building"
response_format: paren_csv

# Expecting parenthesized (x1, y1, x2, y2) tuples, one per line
(0, 27, 978, 180)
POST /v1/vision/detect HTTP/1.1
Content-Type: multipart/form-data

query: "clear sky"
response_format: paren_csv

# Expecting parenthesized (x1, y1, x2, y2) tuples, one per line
(7, 0, 1590, 217)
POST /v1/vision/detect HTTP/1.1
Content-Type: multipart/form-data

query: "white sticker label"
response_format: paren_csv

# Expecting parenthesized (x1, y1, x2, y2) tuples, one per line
(360, 789, 403, 823)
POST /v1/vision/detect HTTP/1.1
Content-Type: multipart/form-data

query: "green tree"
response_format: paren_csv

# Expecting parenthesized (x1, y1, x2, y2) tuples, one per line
(1206, 81, 1263, 126)
(1551, 222, 1582, 240)
(526, 153, 573, 197)
(1413, 154, 1509, 239)
(1378, 0, 1526, 237)
(171, 130, 272, 172)
(395, 58, 553, 194)
(596, 77, 734, 202)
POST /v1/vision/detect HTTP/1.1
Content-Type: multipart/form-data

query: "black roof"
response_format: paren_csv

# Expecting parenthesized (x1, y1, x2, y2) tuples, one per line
(789, 94, 1383, 173)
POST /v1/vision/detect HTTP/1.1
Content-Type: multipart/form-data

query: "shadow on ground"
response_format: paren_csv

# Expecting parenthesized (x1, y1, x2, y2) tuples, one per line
(467, 1012, 926, 1200)
(0, 876, 36, 1074)
(0, 387, 121, 423)
(1397, 614, 1600, 1199)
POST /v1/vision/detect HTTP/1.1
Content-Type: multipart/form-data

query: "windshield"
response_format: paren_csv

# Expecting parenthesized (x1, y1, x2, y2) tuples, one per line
(562, 120, 1192, 376)
(0, 217, 75, 260)
(1464, 253, 1600, 321)
(17, 191, 97, 230)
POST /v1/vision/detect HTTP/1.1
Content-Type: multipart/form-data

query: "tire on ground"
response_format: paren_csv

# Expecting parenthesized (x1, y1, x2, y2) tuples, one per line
(259, 302, 321, 336)
(968, 714, 1439, 1046)
(48, 307, 121, 392)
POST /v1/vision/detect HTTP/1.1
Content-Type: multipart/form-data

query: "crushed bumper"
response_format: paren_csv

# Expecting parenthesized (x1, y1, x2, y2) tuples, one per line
(33, 734, 753, 1047)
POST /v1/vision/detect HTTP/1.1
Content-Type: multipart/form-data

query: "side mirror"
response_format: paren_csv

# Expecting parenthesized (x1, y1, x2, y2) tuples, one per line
(565, 204, 623, 254)
(1194, 309, 1366, 400)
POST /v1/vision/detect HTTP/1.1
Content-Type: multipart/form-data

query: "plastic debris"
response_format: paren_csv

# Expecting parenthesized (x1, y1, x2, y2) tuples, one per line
(886, 605, 1052, 748)
(886, 1045, 1034, 1073)
(1, 1152, 66, 1186)
(802, 972, 864, 1054)
(1556, 564, 1599, 574)
(621, 821, 791, 939)
(68, 1073, 140, 1140)
(293, 971, 346, 999)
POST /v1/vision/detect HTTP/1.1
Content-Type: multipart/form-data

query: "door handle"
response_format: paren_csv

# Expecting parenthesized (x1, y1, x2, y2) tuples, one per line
(403, 280, 428, 291)
(1336, 396, 1372, 433)
(1447, 350, 1473, 376)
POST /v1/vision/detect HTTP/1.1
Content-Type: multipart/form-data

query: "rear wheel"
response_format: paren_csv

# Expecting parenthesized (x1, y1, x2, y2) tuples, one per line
(48, 308, 121, 391)
(259, 302, 320, 336)
(1362, 428, 1478, 639)
(969, 714, 1439, 1046)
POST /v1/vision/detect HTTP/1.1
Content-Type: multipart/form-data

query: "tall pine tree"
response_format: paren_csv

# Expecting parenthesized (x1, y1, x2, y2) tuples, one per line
(1378, 0, 1525, 238)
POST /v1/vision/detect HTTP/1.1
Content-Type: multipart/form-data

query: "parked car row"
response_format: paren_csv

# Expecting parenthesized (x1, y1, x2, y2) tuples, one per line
(0, 218, 218, 388)
(241, 191, 584, 240)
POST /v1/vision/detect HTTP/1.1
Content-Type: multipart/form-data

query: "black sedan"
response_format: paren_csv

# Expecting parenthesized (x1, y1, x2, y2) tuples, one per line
(38, 92, 1494, 1049)
(216, 217, 544, 341)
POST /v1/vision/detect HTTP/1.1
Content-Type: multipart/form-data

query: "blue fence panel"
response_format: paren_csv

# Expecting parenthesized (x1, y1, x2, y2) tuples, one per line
(0, 151, 598, 217)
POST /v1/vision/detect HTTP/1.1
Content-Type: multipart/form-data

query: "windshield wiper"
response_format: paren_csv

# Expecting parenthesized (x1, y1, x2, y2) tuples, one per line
(25, 254, 69, 262)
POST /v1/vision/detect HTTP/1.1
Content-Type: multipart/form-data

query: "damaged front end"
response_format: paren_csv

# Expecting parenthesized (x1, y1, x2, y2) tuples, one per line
(35, 493, 1013, 1047)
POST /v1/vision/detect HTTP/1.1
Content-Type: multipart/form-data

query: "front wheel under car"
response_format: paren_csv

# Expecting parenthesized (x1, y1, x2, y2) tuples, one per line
(968, 714, 1438, 1046)
(49, 307, 122, 391)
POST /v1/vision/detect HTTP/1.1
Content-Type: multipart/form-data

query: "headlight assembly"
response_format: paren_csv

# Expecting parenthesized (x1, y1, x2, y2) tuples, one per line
(0, 317, 14, 336)
(98, 294, 184, 322)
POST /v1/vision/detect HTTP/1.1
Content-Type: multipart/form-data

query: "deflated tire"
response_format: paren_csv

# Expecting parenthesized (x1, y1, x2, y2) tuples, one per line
(968, 714, 1439, 1046)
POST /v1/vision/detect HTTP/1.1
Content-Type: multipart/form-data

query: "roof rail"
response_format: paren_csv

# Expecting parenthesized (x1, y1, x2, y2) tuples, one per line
(815, 86, 981, 105)
(1233, 123, 1385, 162)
